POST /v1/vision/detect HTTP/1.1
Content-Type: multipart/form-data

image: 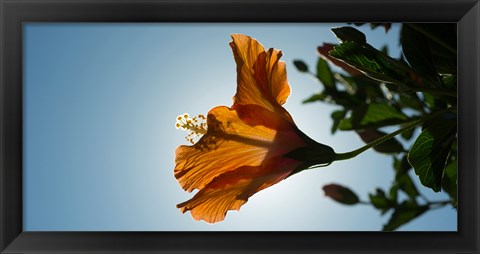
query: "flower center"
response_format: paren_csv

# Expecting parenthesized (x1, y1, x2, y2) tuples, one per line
(175, 113, 208, 144)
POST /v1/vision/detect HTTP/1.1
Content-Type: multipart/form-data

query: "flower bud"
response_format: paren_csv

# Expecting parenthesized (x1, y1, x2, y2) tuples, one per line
(323, 183, 359, 205)
(293, 60, 309, 72)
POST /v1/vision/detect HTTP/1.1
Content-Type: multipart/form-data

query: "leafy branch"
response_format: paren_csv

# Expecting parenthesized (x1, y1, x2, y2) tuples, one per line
(295, 23, 457, 231)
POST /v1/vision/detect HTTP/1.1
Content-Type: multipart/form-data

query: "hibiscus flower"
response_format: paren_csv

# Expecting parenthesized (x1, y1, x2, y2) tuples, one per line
(174, 34, 335, 223)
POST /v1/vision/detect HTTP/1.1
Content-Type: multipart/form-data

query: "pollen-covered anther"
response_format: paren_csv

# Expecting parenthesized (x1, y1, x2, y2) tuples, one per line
(175, 113, 208, 144)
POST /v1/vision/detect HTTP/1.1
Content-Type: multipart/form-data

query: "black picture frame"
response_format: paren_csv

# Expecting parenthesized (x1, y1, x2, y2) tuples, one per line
(1, 0, 479, 253)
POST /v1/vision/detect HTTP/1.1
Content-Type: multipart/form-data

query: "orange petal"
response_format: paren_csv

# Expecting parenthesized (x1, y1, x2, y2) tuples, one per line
(229, 34, 293, 121)
(174, 104, 305, 193)
(253, 48, 290, 106)
(229, 34, 265, 76)
(177, 157, 302, 223)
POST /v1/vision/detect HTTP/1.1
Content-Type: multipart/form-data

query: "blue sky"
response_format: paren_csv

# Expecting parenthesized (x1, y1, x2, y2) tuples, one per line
(23, 23, 456, 231)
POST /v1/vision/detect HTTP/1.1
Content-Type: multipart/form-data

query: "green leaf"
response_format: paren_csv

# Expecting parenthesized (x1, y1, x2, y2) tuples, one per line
(331, 110, 346, 119)
(393, 156, 420, 199)
(335, 74, 385, 101)
(422, 92, 436, 109)
(330, 110, 347, 134)
(303, 92, 328, 103)
(389, 184, 399, 204)
(442, 74, 457, 89)
(329, 41, 393, 82)
(323, 184, 360, 205)
(397, 174, 420, 200)
(442, 160, 457, 207)
(303, 90, 362, 108)
(408, 113, 457, 192)
(316, 57, 336, 89)
(382, 201, 429, 231)
(338, 102, 408, 130)
(329, 41, 411, 86)
(369, 188, 394, 214)
(401, 24, 442, 88)
(293, 60, 309, 72)
(329, 40, 442, 93)
(331, 26, 367, 44)
(420, 24, 457, 57)
(356, 129, 404, 154)
(393, 155, 412, 174)
(331, 91, 364, 107)
(415, 24, 457, 75)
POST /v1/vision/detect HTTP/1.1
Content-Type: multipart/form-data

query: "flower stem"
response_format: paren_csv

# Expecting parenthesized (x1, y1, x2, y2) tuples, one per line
(427, 200, 451, 206)
(333, 106, 456, 161)
(427, 200, 453, 210)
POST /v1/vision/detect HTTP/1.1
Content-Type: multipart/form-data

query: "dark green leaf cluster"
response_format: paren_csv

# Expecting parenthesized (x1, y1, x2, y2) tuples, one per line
(296, 23, 457, 231)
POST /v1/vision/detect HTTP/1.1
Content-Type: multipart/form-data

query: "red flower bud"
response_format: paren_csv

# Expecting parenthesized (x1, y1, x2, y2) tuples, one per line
(323, 183, 359, 205)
